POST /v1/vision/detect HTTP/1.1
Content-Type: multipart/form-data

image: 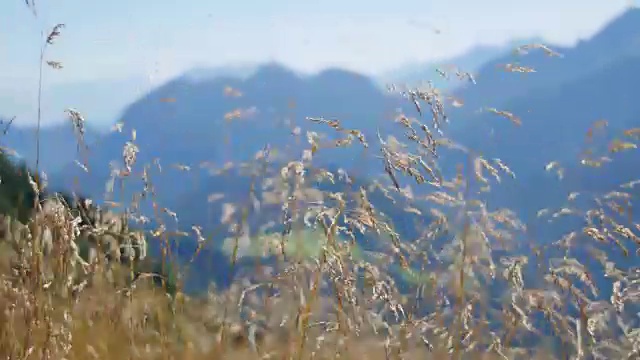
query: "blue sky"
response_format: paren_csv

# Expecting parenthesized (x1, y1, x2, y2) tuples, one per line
(2, 0, 635, 82)
(0, 0, 636, 126)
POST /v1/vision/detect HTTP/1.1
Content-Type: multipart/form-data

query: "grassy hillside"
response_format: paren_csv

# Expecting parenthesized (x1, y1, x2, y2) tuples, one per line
(4, 5, 640, 359)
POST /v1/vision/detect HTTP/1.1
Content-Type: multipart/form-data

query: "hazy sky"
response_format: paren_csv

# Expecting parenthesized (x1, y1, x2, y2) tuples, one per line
(0, 0, 636, 127)
(2, 0, 635, 84)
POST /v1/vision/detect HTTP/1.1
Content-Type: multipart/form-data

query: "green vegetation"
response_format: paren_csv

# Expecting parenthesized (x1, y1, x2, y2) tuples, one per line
(0, 154, 37, 223)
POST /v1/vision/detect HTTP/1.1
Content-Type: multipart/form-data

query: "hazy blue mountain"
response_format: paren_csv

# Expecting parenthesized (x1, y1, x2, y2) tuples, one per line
(46, 77, 154, 131)
(442, 9, 640, 213)
(377, 37, 543, 91)
(44, 63, 415, 292)
(0, 121, 103, 174)
(447, 8, 640, 121)
(429, 10, 640, 305)
(171, 9, 640, 303)
(0, 66, 261, 134)
(360, 9, 640, 309)
(51, 62, 402, 206)
(453, 55, 640, 178)
(0, 65, 265, 175)
(48, 7, 640, 227)
(0, 76, 152, 132)
(41, 9, 640, 297)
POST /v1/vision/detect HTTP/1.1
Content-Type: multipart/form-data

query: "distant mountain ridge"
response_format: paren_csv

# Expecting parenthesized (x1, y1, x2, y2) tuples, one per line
(50, 62, 401, 206)
(447, 8, 640, 119)
(0, 76, 152, 132)
(0, 65, 261, 142)
(0, 121, 103, 174)
(377, 37, 544, 91)
(45, 8, 640, 210)
(432, 8, 640, 227)
(23, 7, 640, 296)
(446, 8, 640, 168)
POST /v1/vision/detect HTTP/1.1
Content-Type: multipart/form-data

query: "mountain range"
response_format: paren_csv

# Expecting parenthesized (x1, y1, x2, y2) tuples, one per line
(442, 8, 640, 213)
(377, 36, 544, 90)
(1, 8, 640, 293)
(49, 63, 400, 206)
(446, 8, 640, 118)
(0, 121, 103, 174)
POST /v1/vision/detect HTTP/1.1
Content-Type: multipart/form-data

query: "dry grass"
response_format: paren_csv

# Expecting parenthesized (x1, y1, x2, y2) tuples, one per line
(4, 3, 640, 359)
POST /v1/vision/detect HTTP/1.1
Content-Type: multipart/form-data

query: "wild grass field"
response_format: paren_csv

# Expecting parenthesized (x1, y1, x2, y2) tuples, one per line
(3, 2, 640, 359)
